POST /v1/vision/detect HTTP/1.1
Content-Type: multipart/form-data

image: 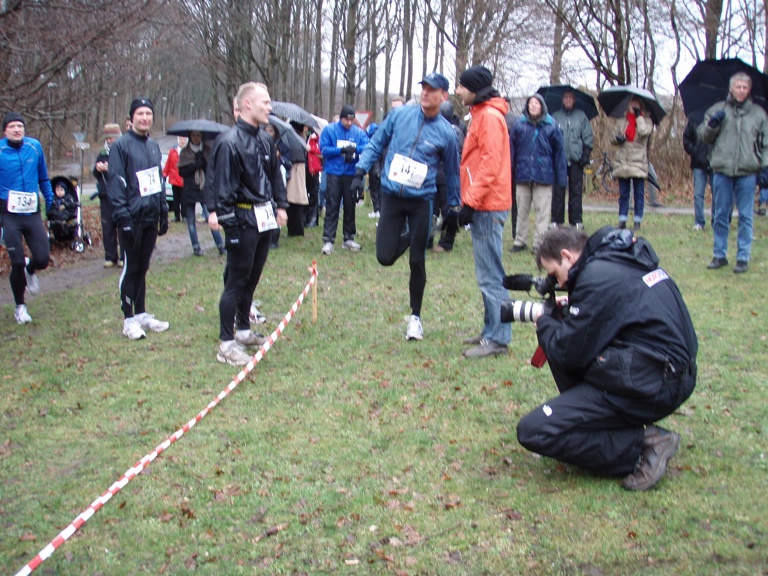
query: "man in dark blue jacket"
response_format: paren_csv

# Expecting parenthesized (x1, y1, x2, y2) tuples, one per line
(353, 73, 460, 341)
(319, 105, 368, 254)
(108, 98, 170, 340)
(0, 111, 53, 324)
(515, 226, 697, 491)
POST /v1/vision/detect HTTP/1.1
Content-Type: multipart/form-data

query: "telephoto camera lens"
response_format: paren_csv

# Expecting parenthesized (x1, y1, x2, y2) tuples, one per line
(500, 299, 545, 323)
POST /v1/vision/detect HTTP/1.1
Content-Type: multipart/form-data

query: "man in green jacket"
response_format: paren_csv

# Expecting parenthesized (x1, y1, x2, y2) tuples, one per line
(551, 90, 593, 228)
(700, 72, 768, 274)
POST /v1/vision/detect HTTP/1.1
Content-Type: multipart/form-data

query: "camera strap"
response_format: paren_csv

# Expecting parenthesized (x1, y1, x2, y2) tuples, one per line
(531, 345, 547, 368)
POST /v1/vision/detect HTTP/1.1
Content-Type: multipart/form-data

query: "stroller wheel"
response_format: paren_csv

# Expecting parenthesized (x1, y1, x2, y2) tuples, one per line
(73, 240, 85, 253)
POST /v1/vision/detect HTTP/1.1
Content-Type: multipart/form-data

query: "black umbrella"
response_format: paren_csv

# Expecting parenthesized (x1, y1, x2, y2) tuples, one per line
(270, 101, 320, 130)
(167, 119, 230, 139)
(267, 114, 307, 156)
(597, 85, 667, 124)
(536, 84, 598, 120)
(680, 58, 768, 125)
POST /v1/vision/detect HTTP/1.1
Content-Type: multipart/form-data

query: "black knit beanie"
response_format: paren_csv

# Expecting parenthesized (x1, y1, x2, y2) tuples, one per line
(459, 66, 494, 94)
(129, 98, 154, 121)
(340, 104, 355, 119)
(2, 111, 24, 131)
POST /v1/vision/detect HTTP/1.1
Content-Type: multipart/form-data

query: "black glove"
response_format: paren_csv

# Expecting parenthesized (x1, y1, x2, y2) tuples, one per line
(614, 135, 627, 145)
(759, 166, 768, 188)
(158, 217, 169, 236)
(340, 145, 356, 155)
(632, 106, 642, 117)
(224, 225, 240, 250)
(350, 168, 365, 200)
(119, 220, 135, 246)
(580, 150, 592, 167)
(708, 110, 726, 128)
(458, 205, 476, 226)
(194, 151, 207, 170)
(442, 206, 460, 230)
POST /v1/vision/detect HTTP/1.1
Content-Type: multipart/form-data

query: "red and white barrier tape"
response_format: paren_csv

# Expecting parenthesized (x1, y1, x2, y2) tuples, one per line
(14, 263, 318, 576)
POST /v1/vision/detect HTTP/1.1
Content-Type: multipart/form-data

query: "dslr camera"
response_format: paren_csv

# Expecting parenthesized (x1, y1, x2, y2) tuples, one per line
(500, 273, 561, 323)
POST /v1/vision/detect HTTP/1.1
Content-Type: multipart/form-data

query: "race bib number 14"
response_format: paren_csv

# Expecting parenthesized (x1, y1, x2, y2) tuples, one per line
(388, 154, 428, 188)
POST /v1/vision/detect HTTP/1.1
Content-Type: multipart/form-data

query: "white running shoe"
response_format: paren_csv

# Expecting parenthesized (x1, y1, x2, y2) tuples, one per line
(321, 241, 334, 255)
(342, 239, 362, 251)
(135, 312, 170, 333)
(123, 317, 146, 340)
(24, 258, 40, 295)
(249, 302, 267, 324)
(217, 340, 252, 366)
(406, 314, 423, 341)
(235, 329, 267, 348)
(368, 211, 380, 219)
(14, 304, 32, 324)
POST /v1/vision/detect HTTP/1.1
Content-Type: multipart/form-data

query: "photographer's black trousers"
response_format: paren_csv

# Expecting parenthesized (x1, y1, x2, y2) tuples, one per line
(516, 360, 696, 476)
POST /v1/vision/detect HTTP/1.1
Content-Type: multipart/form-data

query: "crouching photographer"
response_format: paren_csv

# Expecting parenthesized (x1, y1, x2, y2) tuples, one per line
(513, 226, 698, 491)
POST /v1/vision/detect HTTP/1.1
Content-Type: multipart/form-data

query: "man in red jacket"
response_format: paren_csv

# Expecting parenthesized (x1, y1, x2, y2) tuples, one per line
(456, 65, 513, 358)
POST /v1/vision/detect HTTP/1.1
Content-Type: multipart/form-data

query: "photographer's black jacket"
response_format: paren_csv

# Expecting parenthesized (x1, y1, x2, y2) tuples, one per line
(536, 226, 697, 373)
(107, 131, 167, 227)
(208, 118, 288, 226)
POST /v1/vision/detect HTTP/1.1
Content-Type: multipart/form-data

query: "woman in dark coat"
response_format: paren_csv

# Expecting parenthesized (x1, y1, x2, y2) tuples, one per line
(178, 130, 225, 256)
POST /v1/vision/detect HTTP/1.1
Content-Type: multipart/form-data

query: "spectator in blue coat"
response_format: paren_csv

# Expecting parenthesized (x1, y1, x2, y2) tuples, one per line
(511, 94, 567, 253)
(319, 105, 369, 254)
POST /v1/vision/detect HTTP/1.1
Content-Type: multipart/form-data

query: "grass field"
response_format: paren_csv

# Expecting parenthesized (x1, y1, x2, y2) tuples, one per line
(1, 207, 767, 575)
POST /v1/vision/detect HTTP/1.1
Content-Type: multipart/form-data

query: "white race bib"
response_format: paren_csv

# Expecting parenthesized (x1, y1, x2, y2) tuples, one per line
(336, 140, 356, 150)
(388, 153, 428, 189)
(136, 167, 162, 197)
(7, 190, 38, 214)
(254, 204, 278, 232)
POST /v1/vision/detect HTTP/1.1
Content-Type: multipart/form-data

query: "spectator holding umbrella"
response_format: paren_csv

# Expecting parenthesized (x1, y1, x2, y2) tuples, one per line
(549, 88, 593, 229)
(612, 97, 652, 231)
(700, 71, 768, 274)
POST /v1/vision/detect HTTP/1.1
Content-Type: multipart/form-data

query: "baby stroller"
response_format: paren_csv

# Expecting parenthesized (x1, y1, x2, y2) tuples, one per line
(47, 175, 92, 252)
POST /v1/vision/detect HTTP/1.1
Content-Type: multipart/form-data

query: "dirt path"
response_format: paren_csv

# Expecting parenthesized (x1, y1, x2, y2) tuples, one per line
(0, 221, 212, 307)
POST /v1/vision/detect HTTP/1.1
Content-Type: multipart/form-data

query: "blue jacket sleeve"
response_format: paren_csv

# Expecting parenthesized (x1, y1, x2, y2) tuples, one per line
(35, 141, 54, 210)
(320, 124, 341, 159)
(357, 115, 392, 174)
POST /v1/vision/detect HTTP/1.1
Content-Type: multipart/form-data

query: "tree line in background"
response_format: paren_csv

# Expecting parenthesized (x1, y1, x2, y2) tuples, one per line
(0, 0, 765, 192)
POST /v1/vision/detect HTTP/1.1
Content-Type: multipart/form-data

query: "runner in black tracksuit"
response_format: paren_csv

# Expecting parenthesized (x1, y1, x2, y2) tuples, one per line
(107, 98, 169, 340)
(209, 85, 288, 365)
(517, 226, 697, 489)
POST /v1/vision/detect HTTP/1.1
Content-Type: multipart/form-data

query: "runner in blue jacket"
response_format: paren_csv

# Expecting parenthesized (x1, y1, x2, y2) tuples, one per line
(0, 112, 53, 324)
(352, 73, 460, 341)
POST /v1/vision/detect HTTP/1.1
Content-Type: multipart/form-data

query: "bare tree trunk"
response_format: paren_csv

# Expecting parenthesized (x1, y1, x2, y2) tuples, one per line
(704, 0, 724, 59)
(344, 0, 359, 105)
(421, 2, 430, 76)
(550, 0, 565, 84)
(399, 0, 411, 97)
(314, 0, 324, 115)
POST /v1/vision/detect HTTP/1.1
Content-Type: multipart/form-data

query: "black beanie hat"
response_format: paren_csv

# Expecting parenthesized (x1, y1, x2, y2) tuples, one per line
(129, 97, 154, 121)
(339, 104, 355, 119)
(459, 65, 494, 94)
(2, 111, 25, 132)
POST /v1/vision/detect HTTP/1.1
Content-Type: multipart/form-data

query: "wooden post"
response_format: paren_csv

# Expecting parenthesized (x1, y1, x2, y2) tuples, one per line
(312, 260, 318, 323)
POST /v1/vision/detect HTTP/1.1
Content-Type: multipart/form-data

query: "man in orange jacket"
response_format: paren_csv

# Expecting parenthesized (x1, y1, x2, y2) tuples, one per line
(456, 65, 513, 358)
